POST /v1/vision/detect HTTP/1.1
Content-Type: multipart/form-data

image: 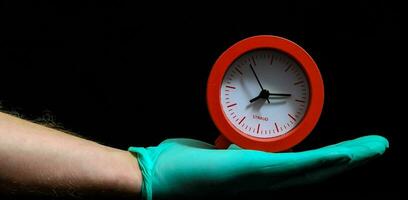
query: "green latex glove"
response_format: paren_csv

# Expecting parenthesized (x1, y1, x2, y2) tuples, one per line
(128, 135, 388, 200)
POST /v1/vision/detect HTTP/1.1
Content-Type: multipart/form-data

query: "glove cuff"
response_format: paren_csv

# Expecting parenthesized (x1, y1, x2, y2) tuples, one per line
(128, 147, 153, 200)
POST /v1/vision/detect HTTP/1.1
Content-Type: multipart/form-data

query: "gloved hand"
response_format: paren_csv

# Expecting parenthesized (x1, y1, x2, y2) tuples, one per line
(128, 135, 388, 200)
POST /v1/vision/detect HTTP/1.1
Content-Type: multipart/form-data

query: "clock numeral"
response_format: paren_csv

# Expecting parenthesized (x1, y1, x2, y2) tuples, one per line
(234, 67, 243, 75)
(257, 124, 260, 134)
(284, 64, 292, 72)
(227, 103, 237, 108)
(295, 99, 305, 103)
(288, 113, 297, 121)
(238, 117, 246, 125)
(251, 56, 257, 65)
(294, 80, 304, 85)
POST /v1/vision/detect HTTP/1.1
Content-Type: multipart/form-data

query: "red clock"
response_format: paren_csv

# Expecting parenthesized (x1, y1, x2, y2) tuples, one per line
(207, 35, 324, 152)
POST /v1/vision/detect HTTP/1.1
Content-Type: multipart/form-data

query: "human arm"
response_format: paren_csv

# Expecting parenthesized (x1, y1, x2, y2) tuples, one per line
(0, 112, 142, 198)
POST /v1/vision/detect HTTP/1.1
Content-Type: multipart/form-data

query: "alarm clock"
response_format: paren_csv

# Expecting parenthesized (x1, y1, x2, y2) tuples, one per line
(207, 35, 324, 152)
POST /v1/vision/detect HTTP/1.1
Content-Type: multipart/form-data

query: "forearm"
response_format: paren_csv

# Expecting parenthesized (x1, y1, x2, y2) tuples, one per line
(0, 112, 142, 198)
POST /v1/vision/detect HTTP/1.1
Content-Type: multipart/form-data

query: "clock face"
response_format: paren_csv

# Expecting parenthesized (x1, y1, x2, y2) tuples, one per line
(220, 49, 310, 138)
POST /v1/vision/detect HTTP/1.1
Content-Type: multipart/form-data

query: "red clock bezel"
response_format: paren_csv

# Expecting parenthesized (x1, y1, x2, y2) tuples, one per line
(207, 35, 324, 152)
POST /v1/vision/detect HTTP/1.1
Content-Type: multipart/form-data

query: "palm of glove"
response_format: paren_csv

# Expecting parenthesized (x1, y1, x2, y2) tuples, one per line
(129, 135, 388, 200)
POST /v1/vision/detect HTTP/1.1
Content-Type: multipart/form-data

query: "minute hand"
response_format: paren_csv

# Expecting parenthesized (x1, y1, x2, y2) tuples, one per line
(249, 63, 270, 103)
(249, 63, 264, 90)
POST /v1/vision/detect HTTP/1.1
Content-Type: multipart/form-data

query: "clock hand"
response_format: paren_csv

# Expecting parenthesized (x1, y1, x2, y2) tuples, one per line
(250, 92, 292, 103)
(249, 89, 270, 103)
(249, 96, 261, 103)
(268, 93, 292, 97)
(249, 63, 264, 90)
(249, 63, 270, 103)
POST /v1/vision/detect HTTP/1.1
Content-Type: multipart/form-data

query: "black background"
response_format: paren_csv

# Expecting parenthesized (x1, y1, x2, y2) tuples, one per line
(0, 1, 405, 199)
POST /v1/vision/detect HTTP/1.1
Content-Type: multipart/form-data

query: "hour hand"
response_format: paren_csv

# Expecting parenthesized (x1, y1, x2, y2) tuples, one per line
(249, 96, 261, 103)
(249, 89, 270, 103)
(268, 93, 291, 97)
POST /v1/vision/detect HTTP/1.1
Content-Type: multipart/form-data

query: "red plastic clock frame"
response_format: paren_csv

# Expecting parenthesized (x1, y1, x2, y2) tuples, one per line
(207, 35, 324, 152)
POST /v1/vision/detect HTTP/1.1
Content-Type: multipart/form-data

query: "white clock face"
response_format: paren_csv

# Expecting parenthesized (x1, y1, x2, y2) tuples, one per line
(221, 49, 310, 138)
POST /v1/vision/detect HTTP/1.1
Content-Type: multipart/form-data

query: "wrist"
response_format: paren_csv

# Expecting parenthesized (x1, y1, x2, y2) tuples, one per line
(100, 148, 142, 198)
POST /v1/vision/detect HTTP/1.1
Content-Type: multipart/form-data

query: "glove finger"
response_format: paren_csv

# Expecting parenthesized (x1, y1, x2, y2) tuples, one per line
(227, 144, 243, 150)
